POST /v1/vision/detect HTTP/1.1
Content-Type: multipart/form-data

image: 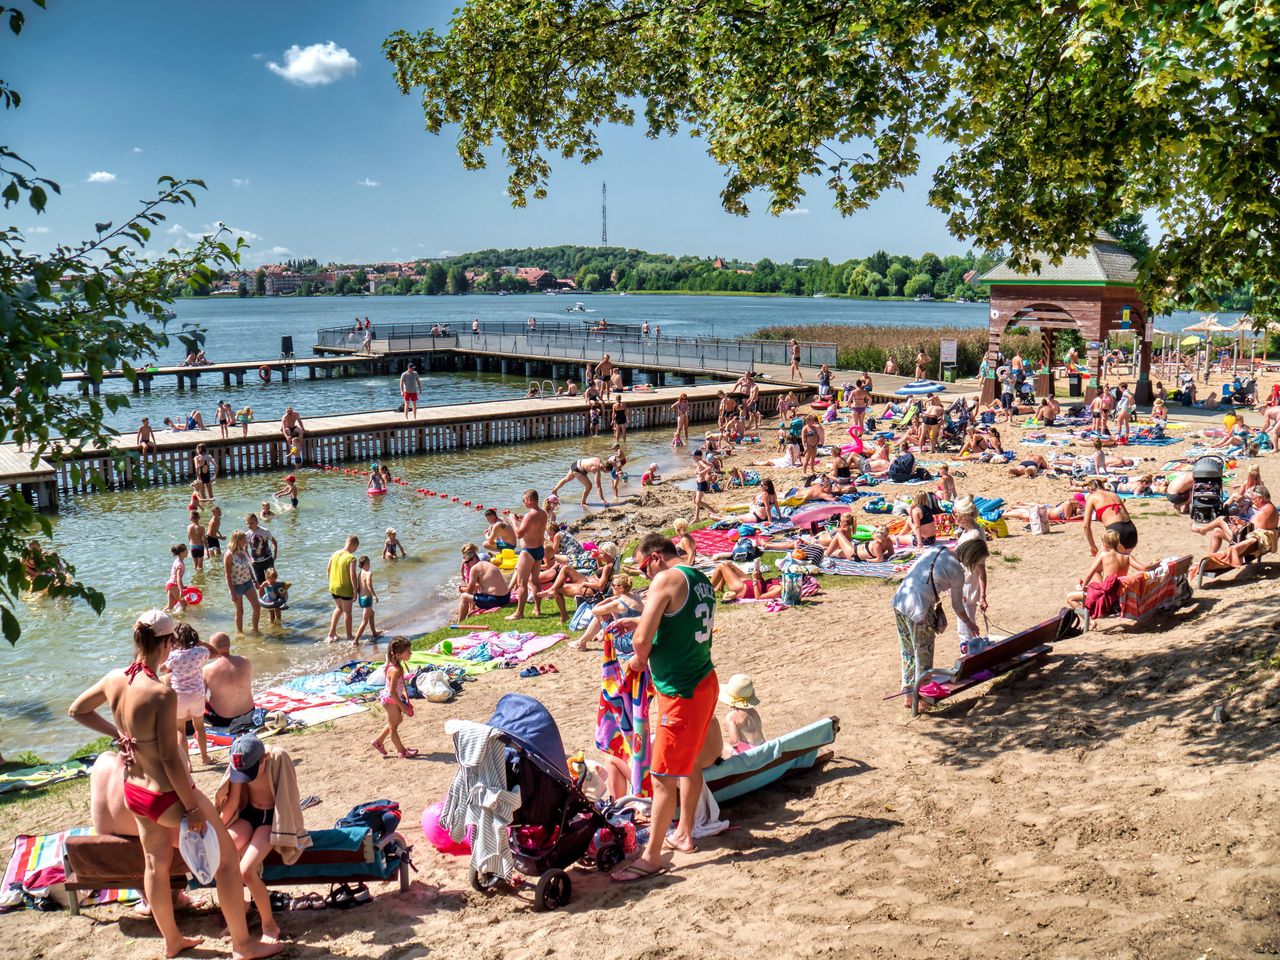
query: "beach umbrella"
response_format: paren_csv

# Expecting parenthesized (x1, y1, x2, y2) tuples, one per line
(1180, 335, 1202, 348)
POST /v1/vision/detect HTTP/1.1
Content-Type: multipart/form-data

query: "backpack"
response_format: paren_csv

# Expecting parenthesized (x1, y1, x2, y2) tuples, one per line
(731, 538, 762, 562)
(888, 452, 916, 482)
(336, 800, 402, 844)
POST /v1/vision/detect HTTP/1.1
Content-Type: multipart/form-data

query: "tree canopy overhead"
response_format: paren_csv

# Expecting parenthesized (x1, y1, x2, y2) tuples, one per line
(385, 0, 1280, 319)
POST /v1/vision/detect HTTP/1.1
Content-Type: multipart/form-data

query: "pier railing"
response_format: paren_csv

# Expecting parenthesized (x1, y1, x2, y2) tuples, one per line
(315, 322, 836, 372)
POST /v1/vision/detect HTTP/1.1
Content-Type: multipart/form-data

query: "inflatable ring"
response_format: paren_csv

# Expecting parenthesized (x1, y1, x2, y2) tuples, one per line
(368, 488, 387, 496)
(811, 399, 830, 410)
(181, 586, 203, 605)
(258, 365, 271, 383)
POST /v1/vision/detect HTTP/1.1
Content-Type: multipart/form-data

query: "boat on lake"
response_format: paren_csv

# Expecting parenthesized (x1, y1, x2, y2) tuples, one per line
(565, 301, 587, 312)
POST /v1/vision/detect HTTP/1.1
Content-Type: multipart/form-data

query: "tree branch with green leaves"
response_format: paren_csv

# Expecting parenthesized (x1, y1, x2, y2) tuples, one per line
(385, 0, 1280, 321)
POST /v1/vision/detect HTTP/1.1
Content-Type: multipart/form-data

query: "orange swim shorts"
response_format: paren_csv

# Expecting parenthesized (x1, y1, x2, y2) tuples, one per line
(651, 670, 719, 778)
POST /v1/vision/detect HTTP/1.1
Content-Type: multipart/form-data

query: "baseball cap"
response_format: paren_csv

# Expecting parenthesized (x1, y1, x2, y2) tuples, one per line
(136, 609, 176, 637)
(229, 734, 265, 783)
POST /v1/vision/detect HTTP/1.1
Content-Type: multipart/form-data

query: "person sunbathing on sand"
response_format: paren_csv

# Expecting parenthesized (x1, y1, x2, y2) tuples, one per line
(710, 558, 782, 602)
(1007, 453, 1050, 478)
(1004, 494, 1085, 524)
(823, 516, 892, 562)
(796, 475, 839, 502)
(719, 674, 766, 756)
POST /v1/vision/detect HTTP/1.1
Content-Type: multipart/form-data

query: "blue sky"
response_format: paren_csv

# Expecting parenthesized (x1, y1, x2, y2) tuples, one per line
(5, 1, 967, 266)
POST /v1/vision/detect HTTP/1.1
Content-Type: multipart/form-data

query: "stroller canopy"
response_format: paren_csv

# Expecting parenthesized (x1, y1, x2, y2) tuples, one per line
(488, 694, 570, 777)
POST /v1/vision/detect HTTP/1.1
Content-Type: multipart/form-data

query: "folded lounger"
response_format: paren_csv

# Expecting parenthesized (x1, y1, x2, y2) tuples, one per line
(704, 716, 840, 804)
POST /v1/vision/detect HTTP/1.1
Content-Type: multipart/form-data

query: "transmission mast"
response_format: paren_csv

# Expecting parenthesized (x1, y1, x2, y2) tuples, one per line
(601, 181, 608, 246)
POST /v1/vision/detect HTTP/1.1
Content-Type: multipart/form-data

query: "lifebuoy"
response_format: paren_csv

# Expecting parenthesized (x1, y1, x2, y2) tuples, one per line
(259, 365, 271, 383)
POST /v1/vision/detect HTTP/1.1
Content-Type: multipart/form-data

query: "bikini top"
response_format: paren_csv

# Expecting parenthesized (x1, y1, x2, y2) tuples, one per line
(117, 662, 161, 767)
(1095, 500, 1125, 520)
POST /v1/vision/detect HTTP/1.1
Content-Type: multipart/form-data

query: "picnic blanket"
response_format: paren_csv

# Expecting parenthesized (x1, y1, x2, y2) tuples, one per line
(0, 758, 94, 796)
(278, 661, 383, 699)
(1, 829, 139, 911)
(596, 632, 652, 799)
(415, 630, 566, 673)
(690, 527, 741, 555)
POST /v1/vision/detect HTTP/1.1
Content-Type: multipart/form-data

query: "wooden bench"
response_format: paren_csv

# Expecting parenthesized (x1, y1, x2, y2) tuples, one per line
(1077, 555, 1194, 631)
(910, 609, 1082, 716)
(62, 827, 408, 915)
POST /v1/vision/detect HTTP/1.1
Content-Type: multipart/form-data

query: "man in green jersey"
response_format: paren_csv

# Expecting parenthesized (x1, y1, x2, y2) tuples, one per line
(611, 533, 720, 882)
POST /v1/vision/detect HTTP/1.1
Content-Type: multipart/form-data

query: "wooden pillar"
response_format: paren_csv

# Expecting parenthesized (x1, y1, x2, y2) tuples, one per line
(980, 320, 1002, 404)
(1134, 315, 1154, 404)
(1085, 341, 1102, 402)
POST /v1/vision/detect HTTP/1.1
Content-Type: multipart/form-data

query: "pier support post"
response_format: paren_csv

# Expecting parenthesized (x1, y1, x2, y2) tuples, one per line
(223, 370, 232, 388)
(476, 356, 484, 373)
(132, 377, 141, 395)
(309, 366, 317, 380)
(525, 362, 535, 378)
(141, 374, 153, 394)
(501, 359, 511, 375)
(280, 365, 289, 383)
(236, 371, 245, 387)
(656, 371, 666, 386)
(622, 367, 634, 386)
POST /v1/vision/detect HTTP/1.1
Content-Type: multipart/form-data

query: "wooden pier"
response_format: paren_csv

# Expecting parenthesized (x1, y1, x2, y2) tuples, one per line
(61, 355, 394, 395)
(2, 382, 793, 511)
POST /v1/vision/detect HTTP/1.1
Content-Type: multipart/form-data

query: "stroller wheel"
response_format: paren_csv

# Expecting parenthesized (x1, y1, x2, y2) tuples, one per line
(594, 843, 624, 873)
(532, 869, 571, 912)
(470, 869, 502, 895)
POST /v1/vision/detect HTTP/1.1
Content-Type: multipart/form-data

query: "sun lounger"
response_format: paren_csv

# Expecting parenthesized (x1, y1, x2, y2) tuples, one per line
(910, 609, 1083, 716)
(704, 716, 840, 804)
(1076, 555, 1194, 631)
(62, 827, 408, 915)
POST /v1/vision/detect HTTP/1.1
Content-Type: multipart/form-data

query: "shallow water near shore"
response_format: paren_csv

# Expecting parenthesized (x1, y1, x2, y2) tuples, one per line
(3, 420, 691, 761)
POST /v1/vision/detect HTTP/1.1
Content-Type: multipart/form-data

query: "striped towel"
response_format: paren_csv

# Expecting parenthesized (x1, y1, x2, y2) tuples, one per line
(596, 632, 652, 799)
(821, 557, 911, 579)
(442, 720, 520, 882)
(0, 829, 139, 911)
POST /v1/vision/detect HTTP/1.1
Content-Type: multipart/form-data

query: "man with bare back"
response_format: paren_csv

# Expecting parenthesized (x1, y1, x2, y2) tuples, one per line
(507, 489, 547, 620)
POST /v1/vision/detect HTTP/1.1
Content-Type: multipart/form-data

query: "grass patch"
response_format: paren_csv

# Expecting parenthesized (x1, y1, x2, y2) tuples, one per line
(1001, 554, 1022, 564)
(0, 751, 46, 772)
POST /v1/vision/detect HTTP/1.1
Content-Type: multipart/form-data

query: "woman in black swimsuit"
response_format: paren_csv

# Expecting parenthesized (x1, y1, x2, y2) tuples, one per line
(909, 490, 939, 546)
(611, 398, 628, 443)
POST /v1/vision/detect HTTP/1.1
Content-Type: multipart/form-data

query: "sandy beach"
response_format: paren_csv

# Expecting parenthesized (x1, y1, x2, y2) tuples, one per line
(2, 393, 1278, 960)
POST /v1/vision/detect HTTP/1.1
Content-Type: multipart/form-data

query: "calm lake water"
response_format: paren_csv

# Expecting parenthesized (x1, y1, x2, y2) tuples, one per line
(5, 293, 1237, 759)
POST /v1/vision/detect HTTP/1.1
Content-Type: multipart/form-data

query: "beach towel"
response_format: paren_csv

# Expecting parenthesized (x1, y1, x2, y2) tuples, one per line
(255, 688, 347, 714)
(278, 662, 382, 699)
(1, 829, 139, 911)
(820, 557, 911, 578)
(596, 632, 653, 799)
(690, 527, 741, 555)
(1124, 436, 1180, 446)
(0, 758, 94, 796)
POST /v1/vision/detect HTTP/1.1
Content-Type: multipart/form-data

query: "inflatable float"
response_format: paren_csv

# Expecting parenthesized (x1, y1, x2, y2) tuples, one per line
(790, 504, 851, 530)
(894, 379, 942, 396)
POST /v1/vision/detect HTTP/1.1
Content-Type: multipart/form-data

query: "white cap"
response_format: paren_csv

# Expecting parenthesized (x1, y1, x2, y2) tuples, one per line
(136, 609, 175, 636)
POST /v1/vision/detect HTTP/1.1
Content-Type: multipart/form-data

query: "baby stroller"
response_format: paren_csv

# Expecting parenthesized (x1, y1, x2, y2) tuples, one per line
(1190, 456, 1225, 524)
(464, 694, 629, 911)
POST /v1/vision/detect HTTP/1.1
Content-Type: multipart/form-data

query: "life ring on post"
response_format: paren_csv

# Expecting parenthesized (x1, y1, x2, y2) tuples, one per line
(259, 365, 272, 383)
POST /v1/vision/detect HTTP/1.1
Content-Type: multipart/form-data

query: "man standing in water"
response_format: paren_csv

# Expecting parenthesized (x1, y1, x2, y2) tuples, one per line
(506, 490, 547, 621)
(610, 533, 719, 882)
(399, 362, 421, 419)
(326, 534, 359, 642)
(245, 513, 278, 585)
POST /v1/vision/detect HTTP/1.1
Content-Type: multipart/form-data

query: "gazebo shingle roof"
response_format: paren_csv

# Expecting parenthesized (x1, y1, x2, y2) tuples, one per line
(980, 231, 1138, 285)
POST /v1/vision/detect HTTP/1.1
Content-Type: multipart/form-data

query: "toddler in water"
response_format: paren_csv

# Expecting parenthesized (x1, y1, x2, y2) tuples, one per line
(259, 500, 274, 521)
(160, 622, 217, 764)
(640, 463, 661, 486)
(382, 528, 405, 561)
(165, 544, 188, 614)
(367, 470, 387, 494)
(371, 637, 417, 758)
(257, 568, 289, 624)
(720, 674, 766, 756)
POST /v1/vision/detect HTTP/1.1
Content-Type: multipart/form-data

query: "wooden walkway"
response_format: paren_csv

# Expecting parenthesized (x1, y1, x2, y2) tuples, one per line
(62, 355, 387, 393)
(2, 381, 793, 510)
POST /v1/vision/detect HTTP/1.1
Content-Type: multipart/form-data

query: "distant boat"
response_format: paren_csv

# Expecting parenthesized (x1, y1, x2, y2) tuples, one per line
(544, 290, 559, 296)
(618, 292, 628, 296)
(161, 308, 177, 320)
(565, 301, 587, 312)
(812, 293, 827, 299)
(913, 294, 934, 302)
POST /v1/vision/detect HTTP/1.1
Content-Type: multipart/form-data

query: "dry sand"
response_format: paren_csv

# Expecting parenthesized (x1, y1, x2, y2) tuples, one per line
(3, 393, 1279, 960)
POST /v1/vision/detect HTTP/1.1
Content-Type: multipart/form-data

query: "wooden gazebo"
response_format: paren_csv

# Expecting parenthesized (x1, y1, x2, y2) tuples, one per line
(979, 231, 1151, 404)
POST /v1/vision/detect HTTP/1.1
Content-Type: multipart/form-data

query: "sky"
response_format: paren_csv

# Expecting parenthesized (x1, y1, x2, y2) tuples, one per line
(4, 1, 969, 267)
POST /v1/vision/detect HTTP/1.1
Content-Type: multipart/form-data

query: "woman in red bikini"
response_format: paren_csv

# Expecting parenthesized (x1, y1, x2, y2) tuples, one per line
(70, 609, 282, 960)
(1081, 479, 1139, 556)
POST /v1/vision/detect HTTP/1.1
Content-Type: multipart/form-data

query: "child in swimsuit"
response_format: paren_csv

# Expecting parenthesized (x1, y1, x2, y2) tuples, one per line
(165, 544, 188, 613)
(257, 569, 288, 624)
(382, 528, 405, 561)
(354, 556, 381, 642)
(259, 500, 274, 521)
(205, 505, 223, 555)
(372, 637, 417, 758)
(367, 471, 387, 494)
(275, 474, 299, 509)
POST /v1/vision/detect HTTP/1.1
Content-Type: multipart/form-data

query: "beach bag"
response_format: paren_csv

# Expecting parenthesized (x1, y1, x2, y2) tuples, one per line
(731, 538, 762, 562)
(888, 452, 916, 483)
(419, 670, 455, 704)
(1028, 505, 1050, 535)
(779, 570, 804, 607)
(336, 800, 402, 844)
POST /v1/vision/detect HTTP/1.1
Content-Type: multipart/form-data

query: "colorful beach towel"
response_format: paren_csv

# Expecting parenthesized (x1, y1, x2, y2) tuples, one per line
(690, 527, 741, 555)
(0, 829, 139, 911)
(596, 632, 652, 799)
(820, 557, 912, 578)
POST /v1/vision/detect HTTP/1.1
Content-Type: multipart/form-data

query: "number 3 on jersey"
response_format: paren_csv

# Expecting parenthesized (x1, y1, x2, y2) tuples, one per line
(692, 603, 713, 644)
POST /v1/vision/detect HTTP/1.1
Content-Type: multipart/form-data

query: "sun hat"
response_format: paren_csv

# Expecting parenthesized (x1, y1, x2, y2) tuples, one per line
(229, 734, 265, 784)
(136, 609, 175, 636)
(719, 674, 760, 708)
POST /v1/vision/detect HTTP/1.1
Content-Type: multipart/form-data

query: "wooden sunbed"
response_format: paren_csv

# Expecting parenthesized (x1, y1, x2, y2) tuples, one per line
(910, 609, 1082, 716)
(62, 827, 408, 915)
(1076, 555, 1194, 631)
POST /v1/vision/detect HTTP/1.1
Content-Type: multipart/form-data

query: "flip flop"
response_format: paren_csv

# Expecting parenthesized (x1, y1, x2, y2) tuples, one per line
(539, 664, 559, 674)
(610, 861, 668, 884)
(290, 892, 326, 911)
(299, 795, 321, 811)
(663, 835, 696, 853)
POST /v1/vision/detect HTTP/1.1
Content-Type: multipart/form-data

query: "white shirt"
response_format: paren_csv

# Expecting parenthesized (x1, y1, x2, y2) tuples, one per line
(892, 547, 967, 625)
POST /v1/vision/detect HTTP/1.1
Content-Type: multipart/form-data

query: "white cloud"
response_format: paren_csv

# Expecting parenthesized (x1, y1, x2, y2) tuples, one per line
(165, 222, 187, 236)
(168, 222, 261, 245)
(231, 178, 250, 188)
(86, 171, 117, 184)
(437, 249, 457, 257)
(26, 225, 51, 234)
(781, 207, 810, 217)
(267, 41, 358, 86)
(251, 52, 265, 60)
(357, 177, 380, 188)
(131, 146, 144, 154)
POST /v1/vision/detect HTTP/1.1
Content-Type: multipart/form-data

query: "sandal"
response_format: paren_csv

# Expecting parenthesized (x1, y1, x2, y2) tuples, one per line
(328, 883, 357, 910)
(290, 892, 326, 911)
(398, 748, 420, 759)
(539, 663, 558, 674)
(268, 890, 292, 913)
(299, 794, 321, 811)
(350, 882, 372, 905)
(371, 739, 388, 757)
(518, 666, 539, 678)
